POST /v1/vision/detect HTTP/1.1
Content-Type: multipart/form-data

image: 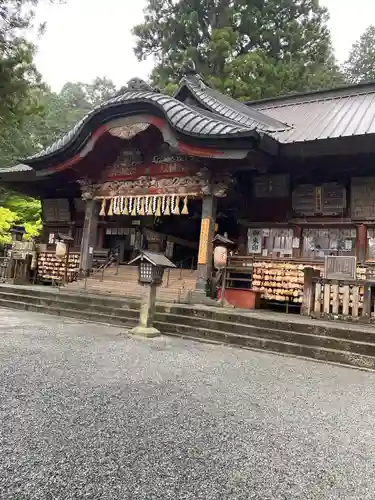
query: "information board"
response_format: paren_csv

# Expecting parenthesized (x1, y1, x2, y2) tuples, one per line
(324, 256, 356, 280)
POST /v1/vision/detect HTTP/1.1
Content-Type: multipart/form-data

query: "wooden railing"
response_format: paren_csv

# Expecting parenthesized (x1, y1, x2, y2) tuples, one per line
(0, 257, 10, 282)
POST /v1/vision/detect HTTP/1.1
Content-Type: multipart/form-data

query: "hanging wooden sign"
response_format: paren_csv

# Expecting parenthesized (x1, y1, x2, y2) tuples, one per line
(42, 199, 71, 222)
(351, 177, 375, 220)
(247, 229, 262, 254)
(198, 218, 211, 265)
(293, 183, 346, 216)
(254, 174, 289, 198)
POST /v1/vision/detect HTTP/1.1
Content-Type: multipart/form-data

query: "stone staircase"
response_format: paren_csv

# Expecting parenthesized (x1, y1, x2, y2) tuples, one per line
(67, 265, 197, 303)
(1, 284, 375, 371)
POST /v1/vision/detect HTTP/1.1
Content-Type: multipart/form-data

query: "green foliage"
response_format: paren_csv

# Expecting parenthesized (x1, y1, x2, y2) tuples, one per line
(0, 189, 42, 242)
(0, 71, 117, 243)
(344, 25, 375, 84)
(133, 0, 343, 98)
(0, 207, 17, 246)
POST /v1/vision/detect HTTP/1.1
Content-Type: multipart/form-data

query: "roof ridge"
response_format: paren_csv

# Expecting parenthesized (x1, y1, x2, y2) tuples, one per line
(180, 74, 292, 132)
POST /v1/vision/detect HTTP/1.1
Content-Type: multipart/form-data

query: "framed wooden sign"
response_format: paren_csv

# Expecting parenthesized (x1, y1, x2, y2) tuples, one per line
(324, 256, 356, 280)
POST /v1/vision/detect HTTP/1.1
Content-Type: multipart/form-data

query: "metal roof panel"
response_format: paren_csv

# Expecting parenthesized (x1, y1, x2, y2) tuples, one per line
(250, 89, 375, 143)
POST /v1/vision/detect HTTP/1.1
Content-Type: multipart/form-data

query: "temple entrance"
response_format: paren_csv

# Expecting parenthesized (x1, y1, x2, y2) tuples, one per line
(99, 198, 203, 267)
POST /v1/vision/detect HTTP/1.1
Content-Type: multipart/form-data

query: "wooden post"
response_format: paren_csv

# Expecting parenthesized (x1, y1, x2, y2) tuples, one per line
(352, 285, 360, 317)
(363, 283, 372, 318)
(332, 282, 339, 315)
(323, 282, 331, 315)
(219, 263, 228, 307)
(357, 224, 367, 263)
(79, 198, 99, 273)
(343, 285, 350, 316)
(195, 195, 217, 293)
(98, 226, 106, 248)
(301, 267, 314, 316)
(314, 282, 322, 315)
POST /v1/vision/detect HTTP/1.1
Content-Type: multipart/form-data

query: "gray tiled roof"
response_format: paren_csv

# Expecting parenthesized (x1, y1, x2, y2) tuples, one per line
(25, 89, 258, 164)
(128, 250, 176, 268)
(248, 83, 375, 143)
(0, 164, 33, 173)
(178, 74, 291, 133)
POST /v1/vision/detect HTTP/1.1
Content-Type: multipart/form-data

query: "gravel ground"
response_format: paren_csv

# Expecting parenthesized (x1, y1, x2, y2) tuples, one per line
(0, 310, 375, 499)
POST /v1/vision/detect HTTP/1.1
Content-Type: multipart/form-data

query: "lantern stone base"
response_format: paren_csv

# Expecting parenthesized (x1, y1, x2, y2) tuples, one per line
(131, 325, 161, 338)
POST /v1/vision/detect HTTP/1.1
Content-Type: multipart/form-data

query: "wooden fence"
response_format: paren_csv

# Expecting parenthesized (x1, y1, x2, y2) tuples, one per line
(302, 267, 370, 320)
(0, 257, 10, 282)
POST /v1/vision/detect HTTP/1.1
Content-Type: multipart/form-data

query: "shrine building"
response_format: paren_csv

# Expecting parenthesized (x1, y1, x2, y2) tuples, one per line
(3, 70, 375, 305)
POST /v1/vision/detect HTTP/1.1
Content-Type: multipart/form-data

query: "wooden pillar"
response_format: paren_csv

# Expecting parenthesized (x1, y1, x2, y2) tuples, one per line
(97, 226, 105, 249)
(79, 198, 99, 272)
(301, 267, 315, 316)
(294, 225, 302, 258)
(195, 195, 217, 292)
(357, 224, 367, 263)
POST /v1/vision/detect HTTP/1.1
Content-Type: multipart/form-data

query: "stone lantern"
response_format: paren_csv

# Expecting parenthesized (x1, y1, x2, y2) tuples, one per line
(11, 225, 26, 242)
(128, 250, 176, 337)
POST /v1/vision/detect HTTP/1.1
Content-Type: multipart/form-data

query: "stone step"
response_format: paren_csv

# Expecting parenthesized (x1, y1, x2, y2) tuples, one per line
(155, 321, 375, 370)
(1, 285, 375, 370)
(0, 298, 138, 328)
(154, 313, 375, 358)
(0, 291, 140, 318)
(67, 283, 186, 302)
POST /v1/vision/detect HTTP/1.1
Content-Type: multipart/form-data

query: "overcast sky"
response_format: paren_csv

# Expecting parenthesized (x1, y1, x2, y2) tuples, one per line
(34, 0, 375, 92)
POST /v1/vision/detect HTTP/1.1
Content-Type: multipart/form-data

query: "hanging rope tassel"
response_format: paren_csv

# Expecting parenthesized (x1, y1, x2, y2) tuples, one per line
(128, 197, 133, 216)
(148, 196, 154, 215)
(181, 196, 189, 215)
(139, 197, 145, 216)
(131, 197, 137, 216)
(99, 198, 107, 217)
(164, 196, 171, 215)
(107, 198, 114, 216)
(123, 197, 129, 215)
(173, 195, 180, 215)
(114, 197, 120, 215)
(155, 197, 162, 217)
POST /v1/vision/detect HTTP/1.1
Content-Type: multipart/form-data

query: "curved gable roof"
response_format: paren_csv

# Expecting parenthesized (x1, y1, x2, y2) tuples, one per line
(23, 86, 260, 167)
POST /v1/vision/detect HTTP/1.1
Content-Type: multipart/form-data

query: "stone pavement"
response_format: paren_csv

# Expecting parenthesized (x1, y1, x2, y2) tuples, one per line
(0, 309, 375, 499)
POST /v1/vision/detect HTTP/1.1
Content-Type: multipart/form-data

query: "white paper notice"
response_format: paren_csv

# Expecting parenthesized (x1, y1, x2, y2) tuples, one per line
(292, 237, 300, 249)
